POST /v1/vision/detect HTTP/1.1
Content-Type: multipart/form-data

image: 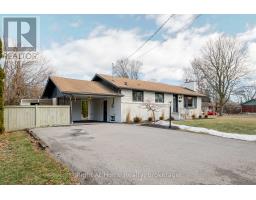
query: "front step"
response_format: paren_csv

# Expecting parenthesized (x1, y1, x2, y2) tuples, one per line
(171, 112, 184, 120)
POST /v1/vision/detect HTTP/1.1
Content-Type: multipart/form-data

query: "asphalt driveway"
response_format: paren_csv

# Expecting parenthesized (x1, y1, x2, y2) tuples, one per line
(32, 123, 256, 184)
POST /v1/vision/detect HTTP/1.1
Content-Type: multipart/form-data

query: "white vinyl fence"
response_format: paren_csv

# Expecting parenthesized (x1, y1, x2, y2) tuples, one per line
(4, 105, 70, 131)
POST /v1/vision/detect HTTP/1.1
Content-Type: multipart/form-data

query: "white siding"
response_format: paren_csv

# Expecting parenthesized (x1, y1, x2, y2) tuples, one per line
(175, 96, 202, 119)
(72, 100, 82, 121)
(121, 89, 173, 122)
(108, 97, 121, 122)
(88, 97, 121, 122)
(89, 99, 103, 121)
(120, 89, 203, 122)
(87, 91, 203, 122)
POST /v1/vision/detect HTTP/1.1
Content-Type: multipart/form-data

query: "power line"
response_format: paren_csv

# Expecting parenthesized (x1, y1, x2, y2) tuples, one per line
(136, 15, 202, 60)
(127, 14, 176, 59)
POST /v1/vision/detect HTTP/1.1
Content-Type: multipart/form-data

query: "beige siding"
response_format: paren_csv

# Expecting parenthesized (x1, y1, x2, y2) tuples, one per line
(4, 106, 70, 131)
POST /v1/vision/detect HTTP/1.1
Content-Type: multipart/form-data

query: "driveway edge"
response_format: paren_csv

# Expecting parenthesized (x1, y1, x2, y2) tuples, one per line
(28, 129, 49, 149)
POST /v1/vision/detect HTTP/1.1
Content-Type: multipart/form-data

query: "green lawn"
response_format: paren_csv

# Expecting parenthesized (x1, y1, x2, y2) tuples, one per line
(175, 115, 256, 135)
(0, 131, 78, 184)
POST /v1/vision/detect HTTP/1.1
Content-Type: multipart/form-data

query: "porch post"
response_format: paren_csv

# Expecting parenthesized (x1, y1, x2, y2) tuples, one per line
(169, 100, 172, 128)
(87, 97, 91, 120)
(69, 96, 73, 124)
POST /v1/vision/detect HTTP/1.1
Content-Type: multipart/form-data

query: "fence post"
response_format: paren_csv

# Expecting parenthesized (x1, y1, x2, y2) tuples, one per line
(35, 105, 38, 127)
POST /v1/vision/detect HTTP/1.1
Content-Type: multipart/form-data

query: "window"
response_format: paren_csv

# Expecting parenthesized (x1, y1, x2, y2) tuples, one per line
(155, 92, 164, 103)
(133, 90, 144, 102)
(184, 96, 197, 108)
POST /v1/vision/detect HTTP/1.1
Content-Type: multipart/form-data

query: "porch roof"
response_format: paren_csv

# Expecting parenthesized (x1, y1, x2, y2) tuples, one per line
(50, 76, 122, 97)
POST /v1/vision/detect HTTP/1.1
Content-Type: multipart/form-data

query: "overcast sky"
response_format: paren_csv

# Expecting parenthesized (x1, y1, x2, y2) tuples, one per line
(1, 14, 256, 85)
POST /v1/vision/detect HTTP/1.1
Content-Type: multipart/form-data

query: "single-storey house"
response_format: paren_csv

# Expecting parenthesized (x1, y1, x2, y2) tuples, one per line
(241, 99, 256, 113)
(42, 74, 204, 122)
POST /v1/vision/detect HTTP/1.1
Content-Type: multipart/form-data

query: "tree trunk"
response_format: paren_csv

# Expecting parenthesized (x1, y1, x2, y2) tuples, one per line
(152, 111, 155, 123)
(219, 99, 224, 116)
(219, 106, 223, 116)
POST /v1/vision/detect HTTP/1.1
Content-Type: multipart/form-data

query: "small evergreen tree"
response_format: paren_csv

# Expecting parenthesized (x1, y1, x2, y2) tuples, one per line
(81, 100, 88, 118)
(0, 38, 5, 133)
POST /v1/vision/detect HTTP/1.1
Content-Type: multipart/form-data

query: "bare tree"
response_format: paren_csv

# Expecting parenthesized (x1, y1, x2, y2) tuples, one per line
(183, 66, 207, 94)
(234, 81, 256, 103)
(4, 49, 54, 105)
(183, 66, 219, 112)
(191, 35, 248, 115)
(112, 58, 142, 79)
(143, 101, 159, 123)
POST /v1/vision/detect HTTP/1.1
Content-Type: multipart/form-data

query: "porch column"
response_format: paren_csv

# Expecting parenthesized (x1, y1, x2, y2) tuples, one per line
(69, 96, 73, 124)
(87, 97, 91, 120)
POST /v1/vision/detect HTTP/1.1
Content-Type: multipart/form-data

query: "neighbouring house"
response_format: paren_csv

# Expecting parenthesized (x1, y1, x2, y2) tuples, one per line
(42, 74, 205, 122)
(241, 99, 256, 113)
(223, 101, 242, 114)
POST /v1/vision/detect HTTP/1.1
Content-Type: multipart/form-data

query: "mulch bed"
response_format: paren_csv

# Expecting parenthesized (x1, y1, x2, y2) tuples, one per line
(141, 123, 180, 130)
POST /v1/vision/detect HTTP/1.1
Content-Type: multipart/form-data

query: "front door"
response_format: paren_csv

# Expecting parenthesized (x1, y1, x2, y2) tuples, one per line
(173, 94, 178, 113)
(103, 100, 107, 122)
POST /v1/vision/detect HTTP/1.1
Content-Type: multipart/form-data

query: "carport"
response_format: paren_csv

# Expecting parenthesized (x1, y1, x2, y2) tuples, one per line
(59, 94, 122, 122)
(42, 76, 123, 123)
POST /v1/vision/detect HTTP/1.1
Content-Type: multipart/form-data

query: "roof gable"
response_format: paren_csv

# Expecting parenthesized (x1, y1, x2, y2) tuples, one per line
(44, 76, 121, 97)
(42, 78, 62, 98)
(94, 74, 204, 97)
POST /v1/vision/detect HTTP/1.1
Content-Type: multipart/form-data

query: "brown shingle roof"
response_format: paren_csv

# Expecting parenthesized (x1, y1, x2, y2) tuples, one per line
(96, 74, 204, 97)
(50, 76, 121, 96)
